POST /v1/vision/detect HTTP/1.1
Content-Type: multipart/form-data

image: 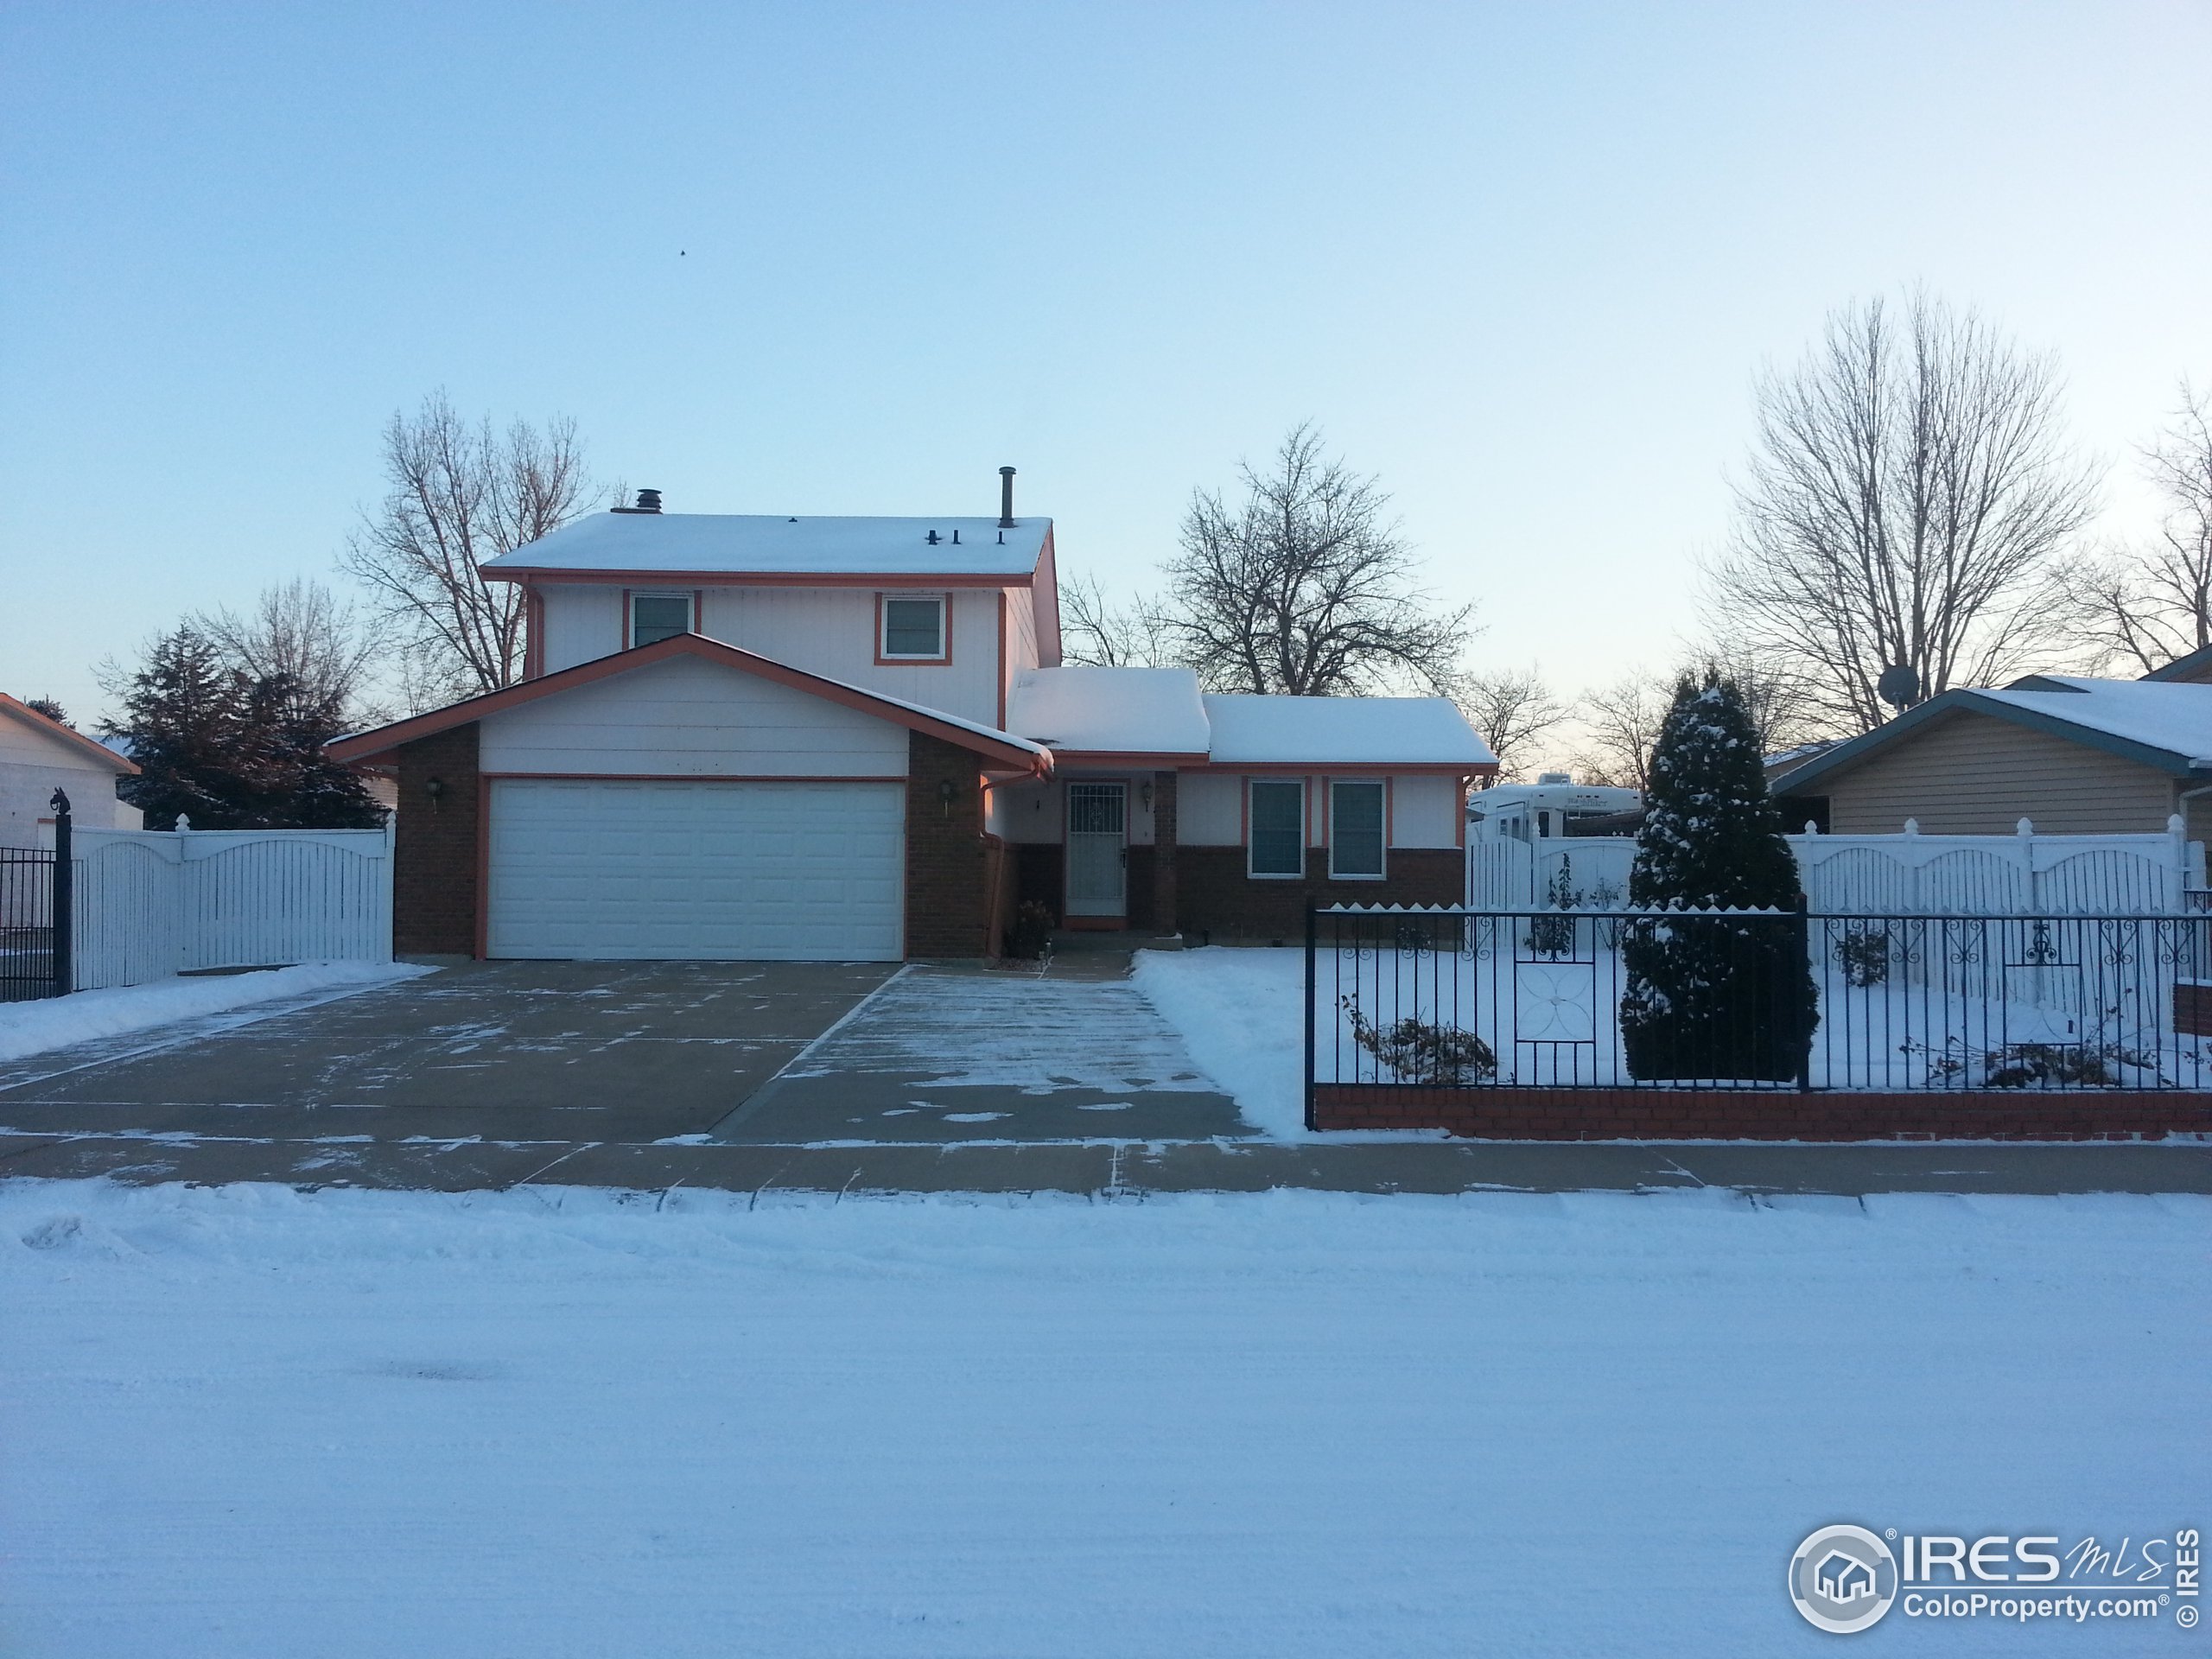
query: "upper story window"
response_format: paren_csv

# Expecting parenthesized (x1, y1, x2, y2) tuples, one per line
(1329, 780, 1385, 879)
(1248, 779, 1305, 879)
(629, 591, 695, 648)
(879, 594, 949, 662)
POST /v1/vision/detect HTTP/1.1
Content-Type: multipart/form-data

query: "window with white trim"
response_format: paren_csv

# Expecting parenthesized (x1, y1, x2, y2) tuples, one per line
(1329, 780, 1385, 879)
(1248, 779, 1305, 878)
(880, 594, 948, 660)
(629, 591, 694, 647)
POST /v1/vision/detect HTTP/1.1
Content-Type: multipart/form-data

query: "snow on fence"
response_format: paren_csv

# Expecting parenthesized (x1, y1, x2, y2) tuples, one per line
(68, 823, 394, 990)
(1468, 817, 2202, 917)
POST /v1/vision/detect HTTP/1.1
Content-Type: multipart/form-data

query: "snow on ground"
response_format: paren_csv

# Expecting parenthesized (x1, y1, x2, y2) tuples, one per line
(0, 961, 434, 1062)
(1133, 946, 1309, 1135)
(0, 1179, 2199, 1657)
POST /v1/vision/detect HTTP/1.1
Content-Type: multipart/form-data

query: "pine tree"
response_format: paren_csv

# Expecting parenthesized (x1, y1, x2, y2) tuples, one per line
(105, 628, 383, 830)
(1619, 671, 1817, 1082)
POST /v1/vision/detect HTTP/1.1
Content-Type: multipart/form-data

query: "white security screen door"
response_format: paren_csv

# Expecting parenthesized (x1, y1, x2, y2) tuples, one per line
(1065, 782, 1128, 918)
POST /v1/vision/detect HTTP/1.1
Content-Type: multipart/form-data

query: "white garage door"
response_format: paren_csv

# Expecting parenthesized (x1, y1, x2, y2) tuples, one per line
(487, 779, 905, 961)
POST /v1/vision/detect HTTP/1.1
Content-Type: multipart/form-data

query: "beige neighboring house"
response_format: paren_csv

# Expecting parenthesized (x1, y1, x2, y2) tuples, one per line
(0, 695, 141, 845)
(1770, 673, 2212, 846)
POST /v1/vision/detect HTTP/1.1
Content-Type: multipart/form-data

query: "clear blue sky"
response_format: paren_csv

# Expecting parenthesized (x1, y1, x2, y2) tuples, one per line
(4, 2, 2208, 728)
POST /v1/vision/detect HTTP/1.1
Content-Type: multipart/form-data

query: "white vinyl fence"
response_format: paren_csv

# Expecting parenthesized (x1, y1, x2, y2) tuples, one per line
(69, 823, 394, 990)
(1469, 817, 2204, 917)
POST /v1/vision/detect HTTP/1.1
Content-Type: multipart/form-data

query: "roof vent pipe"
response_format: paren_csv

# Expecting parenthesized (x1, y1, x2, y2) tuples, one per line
(612, 488, 663, 515)
(998, 466, 1015, 529)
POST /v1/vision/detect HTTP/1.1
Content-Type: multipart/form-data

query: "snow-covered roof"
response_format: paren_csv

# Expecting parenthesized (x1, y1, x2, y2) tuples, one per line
(480, 513, 1050, 580)
(1005, 667, 1211, 755)
(1974, 677, 2212, 766)
(1773, 674, 2212, 793)
(1202, 693, 1494, 767)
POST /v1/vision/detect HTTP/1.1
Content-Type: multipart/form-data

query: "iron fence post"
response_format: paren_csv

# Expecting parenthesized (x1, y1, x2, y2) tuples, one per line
(48, 789, 71, 998)
(1303, 906, 1318, 1133)
(1791, 892, 1812, 1091)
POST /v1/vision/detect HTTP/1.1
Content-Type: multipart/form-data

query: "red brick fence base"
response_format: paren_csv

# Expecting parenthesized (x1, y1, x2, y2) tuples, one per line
(1311, 1085, 2212, 1141)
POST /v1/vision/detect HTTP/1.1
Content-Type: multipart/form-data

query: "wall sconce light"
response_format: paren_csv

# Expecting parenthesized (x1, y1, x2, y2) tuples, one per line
(938, 778, 957, 817)
(424, 776, 446, 813)
(1140, 782, 1153, 810)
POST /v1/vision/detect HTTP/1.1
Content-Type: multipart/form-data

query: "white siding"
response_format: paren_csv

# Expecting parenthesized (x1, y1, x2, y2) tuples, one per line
(1388, 774, 1462, 848)
(1178, 772, 1243, 846)
(1002, 586, 1039, 715)
(0, 715, 139, 842)
(537, 584, 624, 674)
(480, 654, 907, 778)
(696, 586, 1002, 727)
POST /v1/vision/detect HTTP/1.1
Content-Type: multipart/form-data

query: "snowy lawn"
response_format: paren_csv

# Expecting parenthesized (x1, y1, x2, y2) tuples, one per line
(1132, 946, 1308, 1135)
(2, 1179, 2200, 1657)
(0, 961, 433, 1062)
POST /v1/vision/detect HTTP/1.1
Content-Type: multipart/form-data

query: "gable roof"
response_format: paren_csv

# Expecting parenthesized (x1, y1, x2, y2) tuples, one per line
(324, 633, 1052, 772)
(1771, 676, 2212, 793)
(480, 512, 1051, 585)
(2143, 642, 2212, 683)
(0, 694, 140, 774)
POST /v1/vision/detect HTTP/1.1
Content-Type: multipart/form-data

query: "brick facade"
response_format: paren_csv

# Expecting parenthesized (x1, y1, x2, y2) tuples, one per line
(1311, 1084, 2212, 1141)
(905, 730, 995, 957)
(1149, 770, 1178, 933)
(392, 722, 480, 956)
(1178, 847, 1463, 944)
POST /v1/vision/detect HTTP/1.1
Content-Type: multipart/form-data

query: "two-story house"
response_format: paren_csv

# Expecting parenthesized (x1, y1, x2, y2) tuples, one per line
(328, 480, 1495, 961)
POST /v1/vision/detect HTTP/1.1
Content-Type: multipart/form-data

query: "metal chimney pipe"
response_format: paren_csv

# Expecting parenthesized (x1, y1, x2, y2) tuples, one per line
(998, 467, 1015, 529)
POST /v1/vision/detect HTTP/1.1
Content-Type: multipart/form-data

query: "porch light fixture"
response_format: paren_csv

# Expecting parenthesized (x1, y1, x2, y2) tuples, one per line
(938, 778, 957, 817)
(424, 776, 446, 810)
(1140, 782, 1153, 810)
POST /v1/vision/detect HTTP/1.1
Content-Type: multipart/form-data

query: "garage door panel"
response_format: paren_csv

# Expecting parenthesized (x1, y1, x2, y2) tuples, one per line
(488, 780, 906, 961)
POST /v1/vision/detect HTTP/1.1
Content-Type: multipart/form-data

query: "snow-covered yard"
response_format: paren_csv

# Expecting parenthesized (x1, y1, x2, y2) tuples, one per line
(0, 1180, 2198, 1656)
(0, 961, 433, 1063)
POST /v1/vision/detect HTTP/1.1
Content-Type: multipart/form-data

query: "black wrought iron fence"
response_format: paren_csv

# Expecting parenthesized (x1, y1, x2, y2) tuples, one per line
(1, 790, 72, 1002)
(1306, 904, 2212, 1103)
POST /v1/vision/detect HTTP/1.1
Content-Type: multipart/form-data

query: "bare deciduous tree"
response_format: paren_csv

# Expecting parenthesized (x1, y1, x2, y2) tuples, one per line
(1707, 292, 2099, 734)
(2057, 380, 2212, 674)
(1570, 671, 1672, 791)
(1159, 424, 1474, 695)
(195, 579, 384, 725)
(1060, 574, 1172, 668)
(1456, 665, 1570, 782)
(340, 392, 603, 709)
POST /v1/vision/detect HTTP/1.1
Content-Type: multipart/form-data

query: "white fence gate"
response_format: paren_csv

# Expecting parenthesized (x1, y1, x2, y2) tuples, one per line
(1468, 817, 2202, 916)
(69, 824, 395, 990)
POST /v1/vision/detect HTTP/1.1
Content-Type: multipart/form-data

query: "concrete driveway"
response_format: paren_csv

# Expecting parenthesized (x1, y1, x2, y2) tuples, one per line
(0, 960, 895, 1145)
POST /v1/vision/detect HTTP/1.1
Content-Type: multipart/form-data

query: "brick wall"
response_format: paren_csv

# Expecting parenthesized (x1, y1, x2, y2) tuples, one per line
(393, 722, 480, 956)
(1014, 845, 1064, 922)
(1311, 1084, 2212, 1141)
(1150, 770, 1178, 933)
(1179, 847, 1463, 944)
(906, 731, 993, 957)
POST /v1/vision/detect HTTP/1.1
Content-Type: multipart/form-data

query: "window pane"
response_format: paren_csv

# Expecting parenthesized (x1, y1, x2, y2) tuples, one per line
(1249, 780, 1304, 876)
(883, 598, 944, 657)
(631, 594, 690, 646)
(1332, 782, 1384, 877)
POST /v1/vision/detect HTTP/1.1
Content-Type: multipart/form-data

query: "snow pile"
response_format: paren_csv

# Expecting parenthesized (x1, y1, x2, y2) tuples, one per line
(0, 1179, 2200, 1657)
(1133, 946, 1310, 1135)
(0, 961, 434, 1062)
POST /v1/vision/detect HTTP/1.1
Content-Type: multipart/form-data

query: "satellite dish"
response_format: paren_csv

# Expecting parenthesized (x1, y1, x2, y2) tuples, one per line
(1877, 664, 1921, 709)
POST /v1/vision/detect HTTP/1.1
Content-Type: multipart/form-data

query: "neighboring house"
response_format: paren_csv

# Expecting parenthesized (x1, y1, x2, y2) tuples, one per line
(327, 485, 1495, 962)
(1768, 675, 2212, 846)
(0, 695, 142, 845)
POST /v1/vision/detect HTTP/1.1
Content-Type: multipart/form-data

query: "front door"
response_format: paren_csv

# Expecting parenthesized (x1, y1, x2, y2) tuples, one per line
(1065, 782, 1128, 919)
